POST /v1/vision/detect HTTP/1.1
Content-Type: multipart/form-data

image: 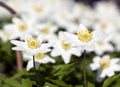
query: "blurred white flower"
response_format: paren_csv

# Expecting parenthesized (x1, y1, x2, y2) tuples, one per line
(94, 1, 119, 21)
(51, 31, 82, 64)
(25, 0, 52, 20)
(0, 28, 10, 42)
(94, 36, 114, 55)
(34, 22, 58, 41)
(4, 17, 35, 40)
(93, 19, 116, 40)
(11, 33, 52, 55)
(89, 55, 120, 82)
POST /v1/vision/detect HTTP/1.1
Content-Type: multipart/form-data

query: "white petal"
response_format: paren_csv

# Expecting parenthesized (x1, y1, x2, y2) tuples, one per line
(89, 63, 100, 70)
(12, 17, 21, 24)
(93, 56, 101, 63)
(11, 40, 25, 46)
(100, 69, 108, 78)
(78, 24, 87, 31)
(51, 49, 61, 57)
(84, 43, 95, 51)
(37, 34, 43, 43)
(26, 60, 34, 71)
(12, 47, 24, 51)
(36, 56, 55, 64)
(63, 31, 78, 43)
(26, 60, 40, 71)
(62, 53, 71, 64)
(111, 58, 120, 64)
(71, 49, 82, 57)
(107, 71, 114, 77)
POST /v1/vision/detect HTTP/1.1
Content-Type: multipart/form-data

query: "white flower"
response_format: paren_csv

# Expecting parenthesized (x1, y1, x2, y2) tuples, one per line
(25, 52, 55, 71)
(89, 55, 120, 82)
(94, 1, 119, 21)
(34, 23, 58, 41)
(25, 0, 52, 20)
(4, 17, 34, 40)
(65, 24, 105, 51)
(0, 28, 10, 42)
(11, 33, 52, 55)
(51, 31, 82, 64)
(94, 36, 114, 55)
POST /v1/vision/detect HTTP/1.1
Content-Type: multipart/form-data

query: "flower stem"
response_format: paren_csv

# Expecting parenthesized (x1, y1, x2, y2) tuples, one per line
(83, 50, 87, 87)
(15, 51, 23, 71)
(0, 1, 17, 17)
(33, 55, 36, 70)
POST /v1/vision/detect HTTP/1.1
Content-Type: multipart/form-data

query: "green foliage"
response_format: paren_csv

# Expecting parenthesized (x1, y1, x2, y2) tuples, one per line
(102, 74, 120, 87)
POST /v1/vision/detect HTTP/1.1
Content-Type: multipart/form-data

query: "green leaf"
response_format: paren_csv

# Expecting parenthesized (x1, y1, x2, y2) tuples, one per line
(43, 82, 58, 87)
(88, 81, 95, 87)
(21, 78, 33, 87)
(4, 78, 21, 87)
(53, 63, 75, 77)
(102, 74, 120, 87)
(11, 69, 28, 79)
(11, 69, 35, 79)
(75, 85, 83, 87)
(47, 79, 72, 87)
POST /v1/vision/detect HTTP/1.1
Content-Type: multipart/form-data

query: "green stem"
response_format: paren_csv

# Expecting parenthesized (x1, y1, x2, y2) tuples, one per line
(83, 50, 87, 87)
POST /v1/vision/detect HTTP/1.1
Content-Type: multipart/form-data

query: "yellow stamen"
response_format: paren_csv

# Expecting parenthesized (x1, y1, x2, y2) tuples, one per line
(35, 53, 45, 60)
(77, 29, 93, 43)
(18, 22, 27, 32)
(97, 41, 104, 46)
(3, 30, 9, 37)
(40, 28, 49, 34)
(101, 22, 107, 29)
(26, 36, 40, 49)
(33, 5, 43, 13)
(61, 40, 71, 51)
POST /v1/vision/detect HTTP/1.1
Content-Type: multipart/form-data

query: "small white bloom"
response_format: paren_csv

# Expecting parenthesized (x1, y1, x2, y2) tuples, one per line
(11, 34, 52, 55)
(25, 52, 55, 71)
(89, 55, 120, 82)
(0, 28, 10, 42)
(51, 31, 82, 64)
(94, 36, 114, 55)
(65, 24, 105, 51)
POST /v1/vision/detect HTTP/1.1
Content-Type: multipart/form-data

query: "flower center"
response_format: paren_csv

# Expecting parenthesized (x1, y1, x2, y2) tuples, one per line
(35, 53, 45, 60)
(3, 30, 9, 37)
(18, 22, 27, 32)
(40, 28, 49, 34)
(26, 36, 40, 49)
(61, 40, 71, 51)
(77, 29, 93, 43)
(97, 41, 104, 46)
(99, 57, 110, 69)
(33, 5, 43, 13)
(101, 22, 107, 30)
